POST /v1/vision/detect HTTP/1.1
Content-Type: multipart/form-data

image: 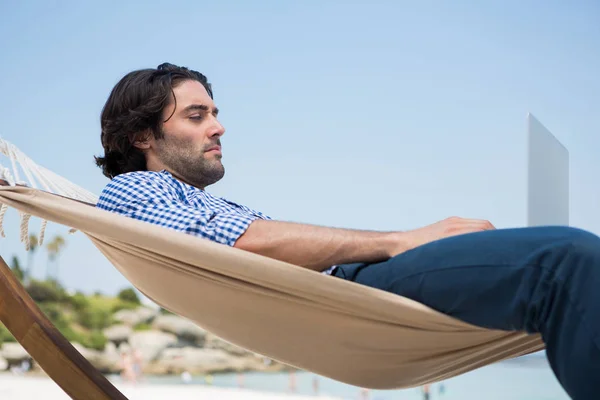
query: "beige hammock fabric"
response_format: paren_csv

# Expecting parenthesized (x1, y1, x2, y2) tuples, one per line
(0, 184, 544, 389)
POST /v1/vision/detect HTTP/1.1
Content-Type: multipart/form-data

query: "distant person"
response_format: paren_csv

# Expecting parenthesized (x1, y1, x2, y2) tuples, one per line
(20, 359, 31, 372)
(439, 382, 446, 396)
(9, 359, 30, 375)
(131, 348, 144, 381)
(118, 350, 136, 384)
(359, 387, 370, 400)
(181, 371, 192, 384)
(312, 376, 320, 396)
(95, 62, 600, 400)
(288, 370, 297, 393)
(422, 384, 431, 400)
(237, 372, 245, 388)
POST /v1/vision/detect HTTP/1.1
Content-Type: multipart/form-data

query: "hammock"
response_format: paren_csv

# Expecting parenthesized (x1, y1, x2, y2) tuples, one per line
(0, 138, 544, 399)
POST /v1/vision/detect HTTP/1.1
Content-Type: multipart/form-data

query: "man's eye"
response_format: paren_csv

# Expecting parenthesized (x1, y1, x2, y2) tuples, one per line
(190, 115, 204, 120)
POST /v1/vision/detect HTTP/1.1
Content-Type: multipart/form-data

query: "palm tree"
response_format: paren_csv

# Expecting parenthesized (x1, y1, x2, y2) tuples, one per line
(10, 255, 24, 281)
(46, 241, 56, 280)
(25, 234, 38, 284)
(46, 235, 66, 281)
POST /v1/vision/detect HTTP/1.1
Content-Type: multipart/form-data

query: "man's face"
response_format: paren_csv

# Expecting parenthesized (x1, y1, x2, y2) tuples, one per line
(141, 79, 226, 189)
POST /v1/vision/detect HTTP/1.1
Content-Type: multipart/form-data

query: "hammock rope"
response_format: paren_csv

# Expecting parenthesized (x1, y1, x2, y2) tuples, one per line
(0, 137, 98, 249)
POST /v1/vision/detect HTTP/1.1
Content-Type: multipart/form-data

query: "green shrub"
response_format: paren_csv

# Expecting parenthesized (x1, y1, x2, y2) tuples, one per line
(133, 322, 152, 331)
(26, 280, 67, 303)
(76, 308, 113, 331)
(67, 292, 90, 311)
(39, 302, 65, 323)
(58, 324, 84, 344)
(37, 303, 85, 344)
(111, 300, 139, 313)
(117, 288, 140, 305)
(82, 331, 107, 351)
(0, 323, 16, 343)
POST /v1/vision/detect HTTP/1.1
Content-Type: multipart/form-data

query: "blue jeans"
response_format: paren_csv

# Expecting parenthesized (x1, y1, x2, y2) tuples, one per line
(332, 226, 599, 400)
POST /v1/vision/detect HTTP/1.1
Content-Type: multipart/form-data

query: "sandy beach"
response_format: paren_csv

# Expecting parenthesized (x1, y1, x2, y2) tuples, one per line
(0, 373, 341, 400)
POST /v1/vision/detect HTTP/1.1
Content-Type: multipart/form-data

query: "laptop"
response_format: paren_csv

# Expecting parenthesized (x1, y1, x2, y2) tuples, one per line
(527, 113, 569, 227)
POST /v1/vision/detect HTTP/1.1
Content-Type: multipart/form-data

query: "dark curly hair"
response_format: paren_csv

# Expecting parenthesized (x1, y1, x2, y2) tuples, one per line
(94, 62, 213, 179)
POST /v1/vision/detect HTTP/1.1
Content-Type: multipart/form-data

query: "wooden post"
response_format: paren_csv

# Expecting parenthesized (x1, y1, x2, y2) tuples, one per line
(0, 256, 128, 399)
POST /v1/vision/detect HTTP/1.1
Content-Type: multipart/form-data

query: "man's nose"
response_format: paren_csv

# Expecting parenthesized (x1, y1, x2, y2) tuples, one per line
(209, 119, 225, 137)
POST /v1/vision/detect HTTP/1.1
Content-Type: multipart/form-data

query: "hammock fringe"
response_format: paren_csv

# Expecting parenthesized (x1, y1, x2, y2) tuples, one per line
(0, 137, 92, 243)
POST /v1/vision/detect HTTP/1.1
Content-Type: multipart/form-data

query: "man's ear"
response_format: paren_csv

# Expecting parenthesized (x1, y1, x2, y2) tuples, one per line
(133, 131, 153, 150)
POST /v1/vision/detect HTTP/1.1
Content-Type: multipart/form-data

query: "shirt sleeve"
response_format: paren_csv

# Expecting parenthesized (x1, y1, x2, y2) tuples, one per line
(96, 172, 259, 247)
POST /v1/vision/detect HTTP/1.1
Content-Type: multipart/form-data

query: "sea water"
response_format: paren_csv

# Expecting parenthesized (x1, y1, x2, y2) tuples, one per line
(143, 353, 570, 400)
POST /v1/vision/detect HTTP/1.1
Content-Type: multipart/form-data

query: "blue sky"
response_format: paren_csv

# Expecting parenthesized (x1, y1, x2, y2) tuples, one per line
(0, 0, 598, 296)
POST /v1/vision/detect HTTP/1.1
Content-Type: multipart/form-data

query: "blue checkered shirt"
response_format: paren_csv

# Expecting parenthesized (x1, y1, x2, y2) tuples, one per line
(96, 170, 335, 274)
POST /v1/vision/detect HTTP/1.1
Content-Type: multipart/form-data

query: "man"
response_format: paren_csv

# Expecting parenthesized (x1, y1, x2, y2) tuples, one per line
(95, 63, 598, 399)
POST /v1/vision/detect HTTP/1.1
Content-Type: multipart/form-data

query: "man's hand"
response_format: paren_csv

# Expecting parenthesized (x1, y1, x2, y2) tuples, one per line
(390, 216, 496, 256)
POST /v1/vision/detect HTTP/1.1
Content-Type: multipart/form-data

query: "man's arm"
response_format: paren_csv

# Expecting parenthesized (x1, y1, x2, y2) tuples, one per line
(234, 219, 405, 271)
(97, 172, 494, 272)
(234, 217, 496, 272)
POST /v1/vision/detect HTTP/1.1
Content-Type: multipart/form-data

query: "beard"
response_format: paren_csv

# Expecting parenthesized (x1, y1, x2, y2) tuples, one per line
(154, 130, 225, 189)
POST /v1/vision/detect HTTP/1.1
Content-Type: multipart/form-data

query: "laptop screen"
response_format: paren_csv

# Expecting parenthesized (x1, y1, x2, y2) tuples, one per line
(527, 113, 569, 227)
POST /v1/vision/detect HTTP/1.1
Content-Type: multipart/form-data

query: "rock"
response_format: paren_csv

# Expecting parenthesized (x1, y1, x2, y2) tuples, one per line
(151, 315, 206, 346)
(128, 330, 177, 363)
(205, 333, 252, 356)
(103, 324, 132, 345)
(104, 341, 118, 356)
(117, 342, 131, 354)
(0, 342, 30, 363)
(0, 356, 7, 371)
(71, 342, 120, 374)
(113, 307, 158, 327)
(242, 355, 287, 373)
(147, 347, 244, 375)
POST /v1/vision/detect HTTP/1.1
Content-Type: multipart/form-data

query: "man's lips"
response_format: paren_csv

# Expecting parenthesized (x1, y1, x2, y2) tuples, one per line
(205, 146, 222, 154)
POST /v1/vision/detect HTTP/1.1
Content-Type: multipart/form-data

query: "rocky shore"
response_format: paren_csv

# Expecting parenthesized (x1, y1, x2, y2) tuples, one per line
(0, 306, 287, 376)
